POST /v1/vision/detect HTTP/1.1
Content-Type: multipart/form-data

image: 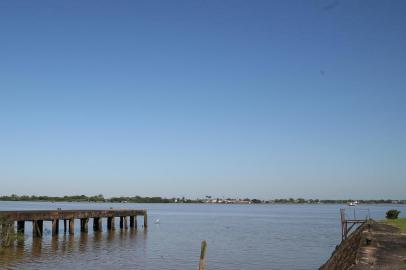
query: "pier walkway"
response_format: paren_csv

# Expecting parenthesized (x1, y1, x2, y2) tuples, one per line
(0, 209, 147, 237)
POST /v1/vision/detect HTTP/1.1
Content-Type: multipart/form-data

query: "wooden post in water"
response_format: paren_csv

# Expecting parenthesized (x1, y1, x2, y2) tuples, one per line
(124, 217, 128, 229)
(143, 212, 148, 228)
(69, 218, 74, 235)
(199, 240, 207, 270)
(80, 218, 89, 233)
(107, 217, 115, 230)
(119, 217, 128, 229)
(52, 219, 59, 235)
(129, 216, 135, 228)
(93, 217, 102, 232)
(33, 220, 43, 237)
(63, 219, 67, 233)
(17, 221, 25, 234)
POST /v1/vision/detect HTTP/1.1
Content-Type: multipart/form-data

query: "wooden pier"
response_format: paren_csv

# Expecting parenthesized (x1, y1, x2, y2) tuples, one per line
(0, 209, 147, 237)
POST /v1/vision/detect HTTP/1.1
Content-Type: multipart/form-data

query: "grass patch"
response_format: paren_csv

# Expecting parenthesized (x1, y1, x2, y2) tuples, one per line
(382, 218, 406, 232)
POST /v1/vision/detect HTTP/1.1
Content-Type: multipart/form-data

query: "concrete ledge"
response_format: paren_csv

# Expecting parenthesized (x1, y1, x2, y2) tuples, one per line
(320, 221, 406, 270)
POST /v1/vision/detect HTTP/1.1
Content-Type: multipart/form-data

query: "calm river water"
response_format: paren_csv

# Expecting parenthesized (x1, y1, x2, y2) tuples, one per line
(0, 202, 405, 269)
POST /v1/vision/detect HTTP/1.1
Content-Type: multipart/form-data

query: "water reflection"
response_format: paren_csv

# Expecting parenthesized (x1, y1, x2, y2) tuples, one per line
(78, 233, 88, 253)
(50, 236, 58, 255)
(0, 228, 145, 269)
(31, 237, 42, 258)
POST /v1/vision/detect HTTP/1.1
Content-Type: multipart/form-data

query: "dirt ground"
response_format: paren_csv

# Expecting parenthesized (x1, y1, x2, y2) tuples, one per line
(353, 222, 406, 270)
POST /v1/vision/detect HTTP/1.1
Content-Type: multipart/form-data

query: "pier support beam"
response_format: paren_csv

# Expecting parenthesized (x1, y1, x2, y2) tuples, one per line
(130, 216, 135, 228)
(107, 217, 115, 230)
(69, 218, 75, 235)
(144, 212, 148, 228)
(93, 217, 102, 232)
(63, 220, 67, 233)
(120, 216, 128, 229)
(33, 220, 43, 237)
(17, 221, 25, 234)
(52, 219, 59, 235)
(80, 218, 89, 233)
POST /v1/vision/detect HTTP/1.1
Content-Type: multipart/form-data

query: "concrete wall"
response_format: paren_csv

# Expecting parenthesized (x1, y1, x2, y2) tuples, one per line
(319, 224, 367, 270)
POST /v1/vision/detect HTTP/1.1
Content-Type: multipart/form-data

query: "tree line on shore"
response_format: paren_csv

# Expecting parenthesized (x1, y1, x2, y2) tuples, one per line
(0, 194, 405, 204)
(0, 194, 190, 203)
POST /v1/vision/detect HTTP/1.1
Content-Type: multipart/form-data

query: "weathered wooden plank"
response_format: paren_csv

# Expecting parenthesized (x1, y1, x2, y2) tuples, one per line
(199, 240, 207, 270)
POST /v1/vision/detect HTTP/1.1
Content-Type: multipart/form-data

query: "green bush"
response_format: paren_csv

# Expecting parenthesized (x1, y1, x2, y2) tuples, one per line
(386, 209, 401, 219)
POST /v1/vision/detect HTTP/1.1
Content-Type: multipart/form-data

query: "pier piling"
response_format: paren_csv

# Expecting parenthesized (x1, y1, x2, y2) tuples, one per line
(130, 216, 134, 228)
(199, 240, 207, 270)
(80, 218, 89, 233)
(17, 221, 25, 234)
(107, 217, 115, 230)
(93, 217, 102, 232)
(69, 218, 75, 235)
(120, 216, 128, 229)
(33, 220, 43, 237)
(52, 219, 59, 235)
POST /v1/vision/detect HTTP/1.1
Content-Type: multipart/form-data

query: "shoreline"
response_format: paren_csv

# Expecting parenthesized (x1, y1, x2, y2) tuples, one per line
(0, 199, 405, 205)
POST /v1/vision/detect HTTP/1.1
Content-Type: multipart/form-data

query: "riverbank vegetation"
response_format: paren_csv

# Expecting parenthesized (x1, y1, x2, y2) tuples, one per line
(386, 209, 401, 219)
(0, 216, 23, 251)
(382, 218, 406, 232)
(0, 194, 405, 204)
(0, 194, 175, 203)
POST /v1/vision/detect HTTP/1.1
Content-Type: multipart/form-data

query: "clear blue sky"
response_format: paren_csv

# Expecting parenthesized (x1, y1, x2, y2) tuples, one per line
(0, 0, 405, 199)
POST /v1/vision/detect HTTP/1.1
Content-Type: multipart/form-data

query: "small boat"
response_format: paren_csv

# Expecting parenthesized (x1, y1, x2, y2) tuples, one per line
(154, 219, 160, 224)
(348, 201, 358, 206)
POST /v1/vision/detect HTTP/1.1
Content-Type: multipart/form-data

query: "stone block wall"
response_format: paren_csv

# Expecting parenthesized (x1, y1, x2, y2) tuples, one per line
(320, 223, 367, 270)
